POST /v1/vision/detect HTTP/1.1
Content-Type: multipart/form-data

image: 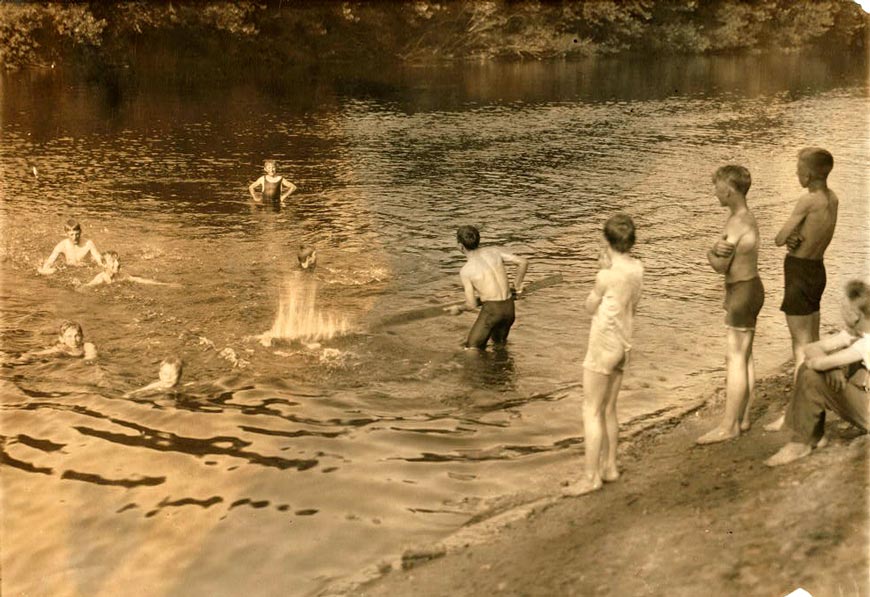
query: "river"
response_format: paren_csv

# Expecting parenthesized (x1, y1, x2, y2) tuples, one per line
(1, 53, 868, 596)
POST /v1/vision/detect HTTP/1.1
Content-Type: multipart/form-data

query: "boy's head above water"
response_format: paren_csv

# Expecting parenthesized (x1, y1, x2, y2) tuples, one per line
(102, 251, 120, 274)
(158, 357, 184, 386)
(603, 213, 636, 253)
(712, 165, 751, 197)
(456, 225, 480, 251)
(264, 160, 277, 174)
(297, 245, 317, 270)
(797, 147, 833, 187)
(58, 321, 84, 349)
(64, 219, 82, 242)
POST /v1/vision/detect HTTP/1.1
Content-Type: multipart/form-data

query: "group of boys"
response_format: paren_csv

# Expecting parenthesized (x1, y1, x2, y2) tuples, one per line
(452, 146, 849, 497)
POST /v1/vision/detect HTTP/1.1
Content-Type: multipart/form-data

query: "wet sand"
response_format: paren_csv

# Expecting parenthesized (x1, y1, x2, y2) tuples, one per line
(351, 369, 869, 597)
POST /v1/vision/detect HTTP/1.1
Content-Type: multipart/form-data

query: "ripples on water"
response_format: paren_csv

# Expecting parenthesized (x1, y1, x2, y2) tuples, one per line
(1, 54, 868, 596)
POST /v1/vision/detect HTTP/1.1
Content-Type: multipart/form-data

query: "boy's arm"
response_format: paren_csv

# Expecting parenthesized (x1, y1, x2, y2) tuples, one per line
(775, 197, 811, 247)
(85, 240, 103, 265)
(500, 252, 528, 293)
(82, 272, 107, 287)
(38, 241, 64, 274)
(806, 345, 862, 372)
(248, 177, 264, 200)
(280, 179, 298, 203)
(804, 331, 854, 360)
(446, 272, 480, 315)
(585, 270, 607, 315)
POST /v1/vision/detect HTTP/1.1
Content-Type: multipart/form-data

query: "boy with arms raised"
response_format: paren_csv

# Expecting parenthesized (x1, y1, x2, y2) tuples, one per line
(38, 219, 102, 274)
(766, 148, 838, 431)
(564, 214, 643, 496)
(697, 165, 765, 444)
(448, 225, 528, 350)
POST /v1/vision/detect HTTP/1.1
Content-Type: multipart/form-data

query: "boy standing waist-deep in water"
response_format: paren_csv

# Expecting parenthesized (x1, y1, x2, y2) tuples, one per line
(447, 225, 528, 350)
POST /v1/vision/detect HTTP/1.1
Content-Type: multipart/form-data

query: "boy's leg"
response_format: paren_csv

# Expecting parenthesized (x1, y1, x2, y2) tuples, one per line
(697, 327, 753, 444)
(489, 302, 516, 347)
(465, 308, 493, 350)
(740, 346, 755, 431)
(765, 313, 818, 431)
(601, 369, 624, 482)
(564, 368, 610, 496)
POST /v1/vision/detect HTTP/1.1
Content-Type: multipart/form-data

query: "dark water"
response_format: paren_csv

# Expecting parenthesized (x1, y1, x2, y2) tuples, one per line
(1, 53, 868, 596)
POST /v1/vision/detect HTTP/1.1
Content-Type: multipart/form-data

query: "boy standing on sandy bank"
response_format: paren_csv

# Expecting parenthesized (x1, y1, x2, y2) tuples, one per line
(766, 148, 838, 431)
(697, 165, 765, 445)
(447, 225, 528, 350)
(564, 214, 643, 497)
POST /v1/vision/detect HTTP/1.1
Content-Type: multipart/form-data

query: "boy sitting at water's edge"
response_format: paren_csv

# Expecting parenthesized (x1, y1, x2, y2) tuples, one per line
(38, 219, 102, 275)
(78, 251, 176, 288)
(564, 214, 643, 497)
(697, 165, 764, 445)
(126, 357, 184, 396)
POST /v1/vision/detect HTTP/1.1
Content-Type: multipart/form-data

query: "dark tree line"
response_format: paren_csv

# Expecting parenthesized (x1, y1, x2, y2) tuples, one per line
(1, 1, 867, 70)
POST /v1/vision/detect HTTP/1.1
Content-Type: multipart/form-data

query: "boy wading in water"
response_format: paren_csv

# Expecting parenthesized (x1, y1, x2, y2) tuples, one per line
(248, 159, 297, 209)
(447, 225, 528, 350)
(38, 219, 102, 274)
(564, 214, 643, 496)
(766, 147, 838, 432)
(697, 165, 765, 444)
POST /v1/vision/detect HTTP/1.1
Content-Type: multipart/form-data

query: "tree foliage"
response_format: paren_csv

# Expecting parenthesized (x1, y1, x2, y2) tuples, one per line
(1, 0, 867, 70)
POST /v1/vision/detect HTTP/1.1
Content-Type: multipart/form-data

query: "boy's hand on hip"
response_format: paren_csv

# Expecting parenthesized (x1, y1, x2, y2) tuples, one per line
(786, 232, 803, 252)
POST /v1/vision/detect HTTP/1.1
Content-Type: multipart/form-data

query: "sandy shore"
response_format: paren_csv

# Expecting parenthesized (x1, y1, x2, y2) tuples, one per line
(348, 370, 869, 596)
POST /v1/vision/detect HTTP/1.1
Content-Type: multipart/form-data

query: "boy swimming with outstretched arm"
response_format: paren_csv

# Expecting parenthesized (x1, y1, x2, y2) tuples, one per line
(79, 251, 177, 288)
(447, 225, 528, 350)
(697, 165, 765, 444)
(8, 321, 98, 364)
(126, 358, 183, 396)
(765, 147, 838, 431)
(564, 214, 643, 497)
(248, 160, 297, 208)
(38, 219, 102, 274)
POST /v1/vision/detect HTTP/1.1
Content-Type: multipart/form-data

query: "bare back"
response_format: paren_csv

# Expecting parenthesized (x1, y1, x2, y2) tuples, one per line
(460, 247, 512, 302)
(791, 189, 838, 260)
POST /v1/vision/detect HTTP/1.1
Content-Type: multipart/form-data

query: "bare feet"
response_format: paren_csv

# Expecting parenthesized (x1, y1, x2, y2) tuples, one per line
(696, 426, 740, 445)
(815, 435, 828, 449)
(763, 413, 785, 432)
(562, 476, 602, 497)
(740, 419, 751, 432)
(765, 442, 812, 466)
(601, 466, 620, 483)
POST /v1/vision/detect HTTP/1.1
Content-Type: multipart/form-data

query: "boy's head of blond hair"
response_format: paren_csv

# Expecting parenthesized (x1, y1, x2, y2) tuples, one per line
(603, 214, 636, 253)
(798, 147, 833, 182)
(712, 165, 751, 196)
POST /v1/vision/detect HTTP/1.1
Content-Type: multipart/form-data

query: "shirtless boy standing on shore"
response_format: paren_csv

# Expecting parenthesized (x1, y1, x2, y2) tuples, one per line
(697, 165, 765, 444)
(448, 225, 528, 350)
(766, 148, 838, 431)
(38, 219, 102, 274)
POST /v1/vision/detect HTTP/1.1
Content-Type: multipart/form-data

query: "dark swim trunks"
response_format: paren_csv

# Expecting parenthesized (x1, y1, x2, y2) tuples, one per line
(724, 276, 765, 330)
(466, 298, 515, 349)
(780, 255, 826, 316)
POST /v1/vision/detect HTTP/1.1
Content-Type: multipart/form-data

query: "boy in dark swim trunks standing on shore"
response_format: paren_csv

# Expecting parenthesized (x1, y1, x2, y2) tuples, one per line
(447, 225, 528, 350)
(765, 148, 838, 432)
(248, 159, 297, 209)
(697, 165, 765, 445)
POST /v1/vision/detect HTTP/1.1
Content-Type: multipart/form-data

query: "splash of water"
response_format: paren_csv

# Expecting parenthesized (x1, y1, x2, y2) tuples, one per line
(264, 274, 349, 343)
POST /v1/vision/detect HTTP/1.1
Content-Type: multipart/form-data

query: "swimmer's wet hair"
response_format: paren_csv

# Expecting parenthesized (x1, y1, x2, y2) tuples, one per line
(604, 213, 636, 253)
(456, 225, 480, 250)
(799, 147, 834, 181)
(59, 320, 83, 336)
(264, 159, 277, 170)
(845, 279, 870, 317)
(64, 219, 81, 231)
(161, 357, 184, 376)
(712, 165, 751, 196)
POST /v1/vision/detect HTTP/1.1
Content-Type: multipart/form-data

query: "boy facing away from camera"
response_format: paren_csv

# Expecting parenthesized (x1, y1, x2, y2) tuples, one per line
(38, 219, 102, 275)
(564, 214, 643, 497)
(697, 165, 765, 445)
(766, 147, 839, 431)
